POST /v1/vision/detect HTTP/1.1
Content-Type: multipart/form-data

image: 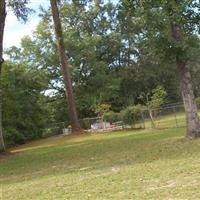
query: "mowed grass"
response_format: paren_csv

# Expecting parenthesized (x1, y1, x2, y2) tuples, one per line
(144, 112, 186, 129)
(131, 111, 186, 129)
(1, 128, 200, 199)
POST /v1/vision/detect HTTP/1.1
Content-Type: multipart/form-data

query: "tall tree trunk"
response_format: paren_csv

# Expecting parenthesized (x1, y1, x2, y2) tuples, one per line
(177, 59, 200, 138)
(0, 0, 6, 151)
(172, 24, 200, 138)
(50, 0, 81, 133)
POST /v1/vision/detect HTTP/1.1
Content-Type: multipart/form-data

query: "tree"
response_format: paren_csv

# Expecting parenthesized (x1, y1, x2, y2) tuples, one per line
(95, 103, 111, 117)
(8, 1, 122, 117)
(120, 0, 200, 138)
(50, 0, 81, 133)
(168, 1, 200, 138)
(9, 0, 182, 117)
(0, 0, 32, 152)
(139, 86, 167, 128)
(0, 0, 6, 152)
(5, 0, 200, 139)
(116, 1, 180, 107)
(2, 62, 49, 146)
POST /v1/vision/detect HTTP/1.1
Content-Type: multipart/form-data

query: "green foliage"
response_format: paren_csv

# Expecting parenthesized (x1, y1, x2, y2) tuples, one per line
(4, 128, 25, 146)
(139, 86, 167, 109)
(148, 86, 167, 109)
(95, 103, 111, 117)
(79, 119, 92, 130)
(7, 0, 33, 22)
(121, 104, 144, 125)
(4, 0, 200, 146)
(6, 0, 186, 121)
(196, 97, 200, 108)
(2, 62, 49, 146)
(103, 111, 121, 123)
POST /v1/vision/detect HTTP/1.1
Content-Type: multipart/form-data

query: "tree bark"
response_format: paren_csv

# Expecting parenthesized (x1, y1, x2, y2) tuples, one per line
(172, 24, 200, 138)
(176, 60, 200, 138)
(50, 0, 81, 133)
(148, 109, 155, 128)
(0, 0, 6, 152)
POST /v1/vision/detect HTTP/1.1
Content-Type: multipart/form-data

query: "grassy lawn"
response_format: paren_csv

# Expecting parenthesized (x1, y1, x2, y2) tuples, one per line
(1, 127, 200, 199)
(144, 112, 186, 129)
(131, 111, 187, 129)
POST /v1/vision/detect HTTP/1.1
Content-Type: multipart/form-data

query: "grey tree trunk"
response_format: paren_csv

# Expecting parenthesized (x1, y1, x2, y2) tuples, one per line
(0, 0, 6, 152)
(172, 24, 200, 138)
(177, 60, 200, 138)
(50, 0, 81, 133)
(148, 109, 155, 129)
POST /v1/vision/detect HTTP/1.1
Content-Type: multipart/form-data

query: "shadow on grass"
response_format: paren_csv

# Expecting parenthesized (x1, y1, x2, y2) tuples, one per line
(0, 151, 13, 160)
(1, 127, 198, 185)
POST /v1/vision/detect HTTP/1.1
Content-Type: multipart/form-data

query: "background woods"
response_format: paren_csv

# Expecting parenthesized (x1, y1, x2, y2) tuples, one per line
(1, 0, 200, 147)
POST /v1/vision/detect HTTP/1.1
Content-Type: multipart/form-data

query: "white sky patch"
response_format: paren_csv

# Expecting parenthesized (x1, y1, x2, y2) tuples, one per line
(4, 0, 118, 49)
(4, 0, 50, 49)
(4, 13, 38, 48)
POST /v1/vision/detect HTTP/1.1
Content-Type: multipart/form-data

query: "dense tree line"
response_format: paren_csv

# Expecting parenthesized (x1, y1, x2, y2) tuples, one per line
(0, 0, 33, 151)
(1, 0, 200, 147)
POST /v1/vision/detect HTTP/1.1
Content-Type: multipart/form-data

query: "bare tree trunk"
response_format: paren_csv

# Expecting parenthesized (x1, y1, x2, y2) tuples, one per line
(50, 0, 81, 133)
(148, 109, 155, 128)
(177, 60, 200, 138)
(0, 0, 6, 152)
(145, 94, 155, 128)
(172, 24, 200, 138)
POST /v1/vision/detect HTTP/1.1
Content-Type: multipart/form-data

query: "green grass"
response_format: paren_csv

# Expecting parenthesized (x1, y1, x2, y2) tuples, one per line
(1, 127, 200, 199)
(143, 112, 186, 129)
(130, 111, 187, 129)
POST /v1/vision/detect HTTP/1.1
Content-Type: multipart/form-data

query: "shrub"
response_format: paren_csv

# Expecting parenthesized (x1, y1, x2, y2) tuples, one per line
(148, 86, 167, 109)
(196, 97, 200, 108)
(103, 111, 121, 123)
(4, 128, 26, 147)
(79, 119, 91, 129)
(95, 103, 111, 117)
(121, 104, 144, 125)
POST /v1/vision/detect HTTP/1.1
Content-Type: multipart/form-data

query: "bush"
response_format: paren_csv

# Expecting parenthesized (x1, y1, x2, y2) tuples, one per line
(4, 128, 26, 147)
(196, 97, 200, 108)
(121, 104, 144, 125)
(79, 119, 91, 129)
(95, 103, 111, 117)
(103, 111, 121, 123)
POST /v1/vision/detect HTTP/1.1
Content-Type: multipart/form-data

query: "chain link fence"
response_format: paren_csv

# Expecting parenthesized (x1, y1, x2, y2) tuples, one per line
(42, 121, 68, 138)
(42, 116, 124, 137)
(140, 103, 186, 129)
(42, 103, 188, 137)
